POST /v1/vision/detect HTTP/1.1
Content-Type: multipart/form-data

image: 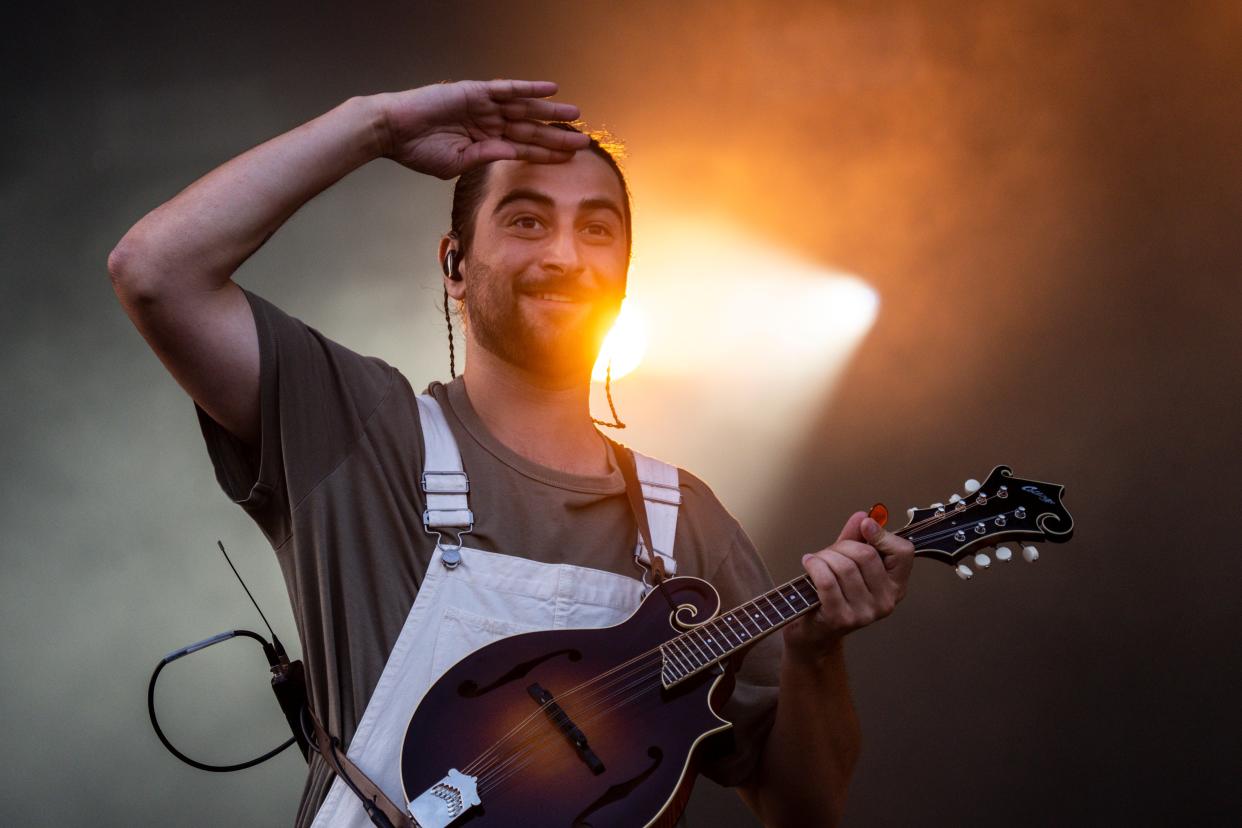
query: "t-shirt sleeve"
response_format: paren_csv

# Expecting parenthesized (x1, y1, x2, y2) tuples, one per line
(194, 287, 395, 548)
(696, 525, 783, 789)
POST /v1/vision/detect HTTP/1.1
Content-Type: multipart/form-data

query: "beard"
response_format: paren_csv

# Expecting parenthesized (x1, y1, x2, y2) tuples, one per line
(463, 259, 623, 380)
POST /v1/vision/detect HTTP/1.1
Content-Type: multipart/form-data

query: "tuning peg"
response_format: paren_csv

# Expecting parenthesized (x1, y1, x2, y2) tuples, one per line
(931, 502, 944, 509)
(906, 507, 917, 521)
(1022, 545, 1040, 562)
(964, 478, 981, 494)
(949, 493, 962, 504)
(955, 563, 974, 580)
(995, 546, 1014, 562)
(974, 553, 992, 569)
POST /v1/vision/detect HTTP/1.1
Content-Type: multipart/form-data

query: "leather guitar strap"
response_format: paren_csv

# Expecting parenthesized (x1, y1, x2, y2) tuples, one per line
(305, 706, 417, 828)
(612, 443, 668, 586)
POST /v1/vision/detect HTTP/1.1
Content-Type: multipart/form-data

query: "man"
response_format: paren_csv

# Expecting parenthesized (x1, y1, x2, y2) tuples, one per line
(109, 79, 914, 827)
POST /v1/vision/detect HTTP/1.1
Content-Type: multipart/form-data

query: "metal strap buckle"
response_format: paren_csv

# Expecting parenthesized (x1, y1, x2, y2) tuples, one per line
(422, 508, 474, 529)
(421, 470, 470, 494)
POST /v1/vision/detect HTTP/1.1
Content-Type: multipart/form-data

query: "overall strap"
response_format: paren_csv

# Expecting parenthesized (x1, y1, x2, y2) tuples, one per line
(618, 447, 682, 584)
(416, 395, 472, 557)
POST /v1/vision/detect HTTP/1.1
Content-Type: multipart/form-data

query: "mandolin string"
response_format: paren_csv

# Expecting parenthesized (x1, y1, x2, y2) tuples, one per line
(475, 661, 667, 792)
(467, 597, 780, 781)
(903, 506, 1026, 547)
(470, 578, 821, 782)
(478, 626, 811, 795)
(461, 648, 666, 775)
(455, 613, 739, 775)
(462, 501, 1023, 789)
(464, 650, 665, 777)
(470, 502, 1023, 787)
(458, 596, 747, 774)
(473, 579, 822, 788)
(479, 523, 1043, 794)
(460, 610, 732, 777)
(478, 666, 666, 796)
(462, 579, 801, 776)
(479, 581, 819, 799)
(900, 494, 1036, 545)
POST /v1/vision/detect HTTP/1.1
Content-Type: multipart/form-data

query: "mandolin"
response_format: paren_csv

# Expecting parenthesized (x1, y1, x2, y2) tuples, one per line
(399, 465, 1074, 827)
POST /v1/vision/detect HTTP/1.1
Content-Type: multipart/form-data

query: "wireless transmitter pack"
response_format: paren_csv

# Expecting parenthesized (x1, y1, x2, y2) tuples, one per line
(147, 541, 311, 772)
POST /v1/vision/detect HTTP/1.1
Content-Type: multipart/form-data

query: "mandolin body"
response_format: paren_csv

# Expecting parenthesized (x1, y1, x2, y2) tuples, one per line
(400, 576, 738, 828)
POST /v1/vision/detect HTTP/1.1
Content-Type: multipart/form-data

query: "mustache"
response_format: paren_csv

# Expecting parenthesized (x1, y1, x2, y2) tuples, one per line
(516, 275, 622, 300)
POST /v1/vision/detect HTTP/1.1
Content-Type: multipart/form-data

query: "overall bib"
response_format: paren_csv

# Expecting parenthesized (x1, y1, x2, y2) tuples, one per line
(311, 395, 682, 827)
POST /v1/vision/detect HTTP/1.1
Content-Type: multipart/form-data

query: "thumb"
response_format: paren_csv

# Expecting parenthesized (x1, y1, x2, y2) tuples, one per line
(861, 516, 897, 554)
(862, 517, 915, 574)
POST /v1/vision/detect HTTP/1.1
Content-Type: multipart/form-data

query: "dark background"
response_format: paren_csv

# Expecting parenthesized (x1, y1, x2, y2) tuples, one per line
(3, 1, 1239, 825)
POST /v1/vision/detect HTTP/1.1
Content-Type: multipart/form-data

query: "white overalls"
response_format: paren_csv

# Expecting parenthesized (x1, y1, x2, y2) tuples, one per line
(311, 395, 683, 827)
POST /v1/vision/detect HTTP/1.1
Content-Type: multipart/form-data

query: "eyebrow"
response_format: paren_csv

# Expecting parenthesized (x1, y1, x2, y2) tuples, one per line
(493, 188, 625, 223)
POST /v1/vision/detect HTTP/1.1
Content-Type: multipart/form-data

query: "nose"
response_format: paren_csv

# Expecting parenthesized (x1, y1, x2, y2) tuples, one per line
(539, 225, 584, 277)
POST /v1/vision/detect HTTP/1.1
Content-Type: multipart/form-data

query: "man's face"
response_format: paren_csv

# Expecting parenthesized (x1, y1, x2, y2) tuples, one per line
(453, 151, 629, 384)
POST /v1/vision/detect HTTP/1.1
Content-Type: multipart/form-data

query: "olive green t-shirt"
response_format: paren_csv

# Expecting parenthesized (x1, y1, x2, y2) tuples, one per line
(195, 288, 782, 826)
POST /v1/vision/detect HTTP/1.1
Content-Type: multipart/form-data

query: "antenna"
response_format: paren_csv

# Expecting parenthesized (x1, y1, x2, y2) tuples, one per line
(217, 540, 278, 644)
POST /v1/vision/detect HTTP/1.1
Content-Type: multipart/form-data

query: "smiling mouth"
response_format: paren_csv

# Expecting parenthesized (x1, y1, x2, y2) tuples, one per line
(527, 292, 585, 304)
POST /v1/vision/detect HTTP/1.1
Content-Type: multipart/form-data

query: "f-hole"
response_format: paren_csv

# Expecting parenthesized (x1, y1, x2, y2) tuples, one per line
(457, 649, 581, 698)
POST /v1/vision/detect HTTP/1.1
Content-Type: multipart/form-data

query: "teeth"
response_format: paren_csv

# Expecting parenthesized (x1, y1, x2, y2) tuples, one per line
(532, 293, 576, 303)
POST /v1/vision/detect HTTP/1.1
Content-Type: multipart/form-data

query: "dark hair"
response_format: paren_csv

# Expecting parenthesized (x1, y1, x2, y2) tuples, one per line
(448, 123, 632, 260)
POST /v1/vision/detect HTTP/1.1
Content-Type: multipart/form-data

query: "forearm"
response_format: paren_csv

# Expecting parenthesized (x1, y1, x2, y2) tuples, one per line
(108, 95, 388, 296)
(744, 640, 861, 827)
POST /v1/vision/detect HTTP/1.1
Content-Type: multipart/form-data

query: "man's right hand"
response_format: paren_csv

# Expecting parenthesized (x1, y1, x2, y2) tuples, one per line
(374, 80, 591, 179)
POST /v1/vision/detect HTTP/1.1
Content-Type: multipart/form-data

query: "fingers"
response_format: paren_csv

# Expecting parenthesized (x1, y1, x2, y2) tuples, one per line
(499, 97, 581, 123)
(834, 540, 890, 596)
(802, 536, 901, 631)
(803, 549, 868, 610)
(484, 79, 561, 100)
(461, 138, 576, 170)
(501, 119, 592, 151)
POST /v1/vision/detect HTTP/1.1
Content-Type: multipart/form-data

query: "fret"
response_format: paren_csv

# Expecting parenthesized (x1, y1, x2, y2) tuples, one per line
(663, 582, 827, 687)
(665, 640, 695, 675)
(705, 620, 725, 655)
(750, 595, 770, 628)
(661, 645, 687, 679)
(763, 594, 788, 622)
(788, 583, 814, 609)
(720, 614, 747, 645)
(683, 630, 711, 663)
(777, 587, 799, 614)
(792, 577, 819, 604)
(693, 626, 725, 658)
(741, 603, 768, 634)
(663, 573, 884, 687)
(711, 618, 740, 649)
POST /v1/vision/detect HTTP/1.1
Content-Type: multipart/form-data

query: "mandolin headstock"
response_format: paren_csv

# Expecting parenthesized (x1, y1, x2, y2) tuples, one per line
(894, 466, 1074, 579)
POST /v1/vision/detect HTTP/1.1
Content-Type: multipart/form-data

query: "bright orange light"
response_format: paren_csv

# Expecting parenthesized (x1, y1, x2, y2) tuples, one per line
(587, 215, 879, 512)
(592, 298, 647, 382)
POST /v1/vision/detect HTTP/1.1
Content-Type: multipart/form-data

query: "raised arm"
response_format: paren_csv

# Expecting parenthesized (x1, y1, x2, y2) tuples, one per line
(108, 80, 588, 445)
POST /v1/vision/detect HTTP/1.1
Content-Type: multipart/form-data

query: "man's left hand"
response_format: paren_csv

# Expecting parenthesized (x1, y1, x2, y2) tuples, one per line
(783, 510, 916, 659)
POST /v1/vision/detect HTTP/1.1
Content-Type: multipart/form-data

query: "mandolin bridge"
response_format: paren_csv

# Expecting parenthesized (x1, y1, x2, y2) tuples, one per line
(527, 682, 606, 775)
